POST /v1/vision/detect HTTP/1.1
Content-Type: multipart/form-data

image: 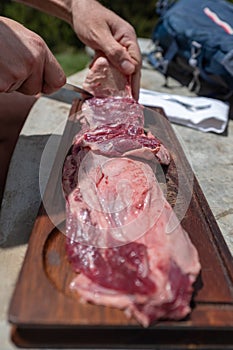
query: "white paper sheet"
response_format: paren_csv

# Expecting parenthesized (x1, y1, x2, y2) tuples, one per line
(139, 88, 229, 133)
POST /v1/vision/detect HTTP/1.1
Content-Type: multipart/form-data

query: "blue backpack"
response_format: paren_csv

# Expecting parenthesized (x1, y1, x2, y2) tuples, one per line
(148, 0, 233, 98)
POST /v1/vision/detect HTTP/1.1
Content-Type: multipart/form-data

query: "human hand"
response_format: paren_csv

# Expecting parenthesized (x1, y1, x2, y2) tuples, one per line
(71, 0, 142, 100)
(0, 17, 66, 95)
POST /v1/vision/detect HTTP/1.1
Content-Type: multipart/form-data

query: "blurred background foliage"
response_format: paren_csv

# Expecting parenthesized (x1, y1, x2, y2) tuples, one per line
(1, 0, 233, 75)
(0, 0, 157, 50)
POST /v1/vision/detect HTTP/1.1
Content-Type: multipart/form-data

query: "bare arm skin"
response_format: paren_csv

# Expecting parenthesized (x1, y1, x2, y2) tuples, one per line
(15, 0, 141, 99)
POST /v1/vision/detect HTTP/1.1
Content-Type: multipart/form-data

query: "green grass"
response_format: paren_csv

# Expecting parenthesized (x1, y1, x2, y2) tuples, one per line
(55, 48, 90, 77)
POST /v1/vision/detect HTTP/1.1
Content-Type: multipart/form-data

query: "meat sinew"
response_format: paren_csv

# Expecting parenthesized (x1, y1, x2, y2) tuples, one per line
(62, 56, 201, 327)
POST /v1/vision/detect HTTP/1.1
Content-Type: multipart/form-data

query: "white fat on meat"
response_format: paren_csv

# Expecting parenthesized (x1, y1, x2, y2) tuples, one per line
(63, 55, 201, 327)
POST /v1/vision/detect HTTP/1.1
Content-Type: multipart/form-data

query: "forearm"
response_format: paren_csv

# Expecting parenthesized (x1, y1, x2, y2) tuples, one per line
(13, 0, 73, 25)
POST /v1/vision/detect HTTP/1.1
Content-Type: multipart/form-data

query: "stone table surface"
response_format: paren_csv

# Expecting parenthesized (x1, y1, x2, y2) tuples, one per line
(0, 66, 232, 350)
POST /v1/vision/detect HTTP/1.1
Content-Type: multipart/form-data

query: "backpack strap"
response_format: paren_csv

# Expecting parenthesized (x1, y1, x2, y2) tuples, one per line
(188, 41, 201, 93)
(188, 41, 229, 95)
(146, 0, 178, 83)
(147, 39, 178, 75)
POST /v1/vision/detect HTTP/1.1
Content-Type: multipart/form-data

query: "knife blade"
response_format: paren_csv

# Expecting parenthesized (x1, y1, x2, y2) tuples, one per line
(45, 83, 93, 104)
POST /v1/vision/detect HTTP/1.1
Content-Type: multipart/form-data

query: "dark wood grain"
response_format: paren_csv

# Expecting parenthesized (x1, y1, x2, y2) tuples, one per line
(8, 101, 233, 348)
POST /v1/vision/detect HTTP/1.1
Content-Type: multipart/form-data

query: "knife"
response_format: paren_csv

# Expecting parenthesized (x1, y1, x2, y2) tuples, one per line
(45, 82, 93, 104)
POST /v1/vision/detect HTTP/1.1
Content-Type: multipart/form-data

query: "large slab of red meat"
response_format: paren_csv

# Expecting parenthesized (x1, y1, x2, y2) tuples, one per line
(62, 56, 201, 327)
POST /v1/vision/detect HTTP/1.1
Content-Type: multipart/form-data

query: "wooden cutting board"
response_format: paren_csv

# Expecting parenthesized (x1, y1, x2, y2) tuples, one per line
(8, 100, 233, 349)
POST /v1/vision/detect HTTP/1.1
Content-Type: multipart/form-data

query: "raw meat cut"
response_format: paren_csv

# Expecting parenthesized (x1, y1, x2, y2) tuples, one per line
(62, 56, 201, 327)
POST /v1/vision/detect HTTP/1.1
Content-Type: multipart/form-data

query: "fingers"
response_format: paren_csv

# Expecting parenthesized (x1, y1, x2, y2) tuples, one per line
(71, 0, 141, 98)
(0, 18, 65, 96)
(101, 39, 135, 75)
(99, 35, 142, 100)
(42, 48, 66, 94)
(109, 47, 136, 75)
(131, 69, 141, 101)
(93, 18, 142, 100)
(15, 55, 44, 95)
(16, 43, 66, 95)
(97, 26, 139, 72)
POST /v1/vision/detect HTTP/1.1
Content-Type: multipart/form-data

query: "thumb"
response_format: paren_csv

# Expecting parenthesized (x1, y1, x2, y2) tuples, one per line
(120, 58, 136, 75)
(99, 38, 135, 75)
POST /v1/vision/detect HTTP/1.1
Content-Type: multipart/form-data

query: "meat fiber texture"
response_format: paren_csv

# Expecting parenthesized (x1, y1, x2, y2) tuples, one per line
(62, 56, 201, 327)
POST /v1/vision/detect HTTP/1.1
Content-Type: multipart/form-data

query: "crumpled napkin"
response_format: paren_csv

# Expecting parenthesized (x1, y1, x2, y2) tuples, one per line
(139, 88, 229, 133)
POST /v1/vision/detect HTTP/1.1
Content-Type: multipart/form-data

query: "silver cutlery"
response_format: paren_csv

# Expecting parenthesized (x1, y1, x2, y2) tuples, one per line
(160, 95, 211, 111)
(45, 82, 93, 104)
